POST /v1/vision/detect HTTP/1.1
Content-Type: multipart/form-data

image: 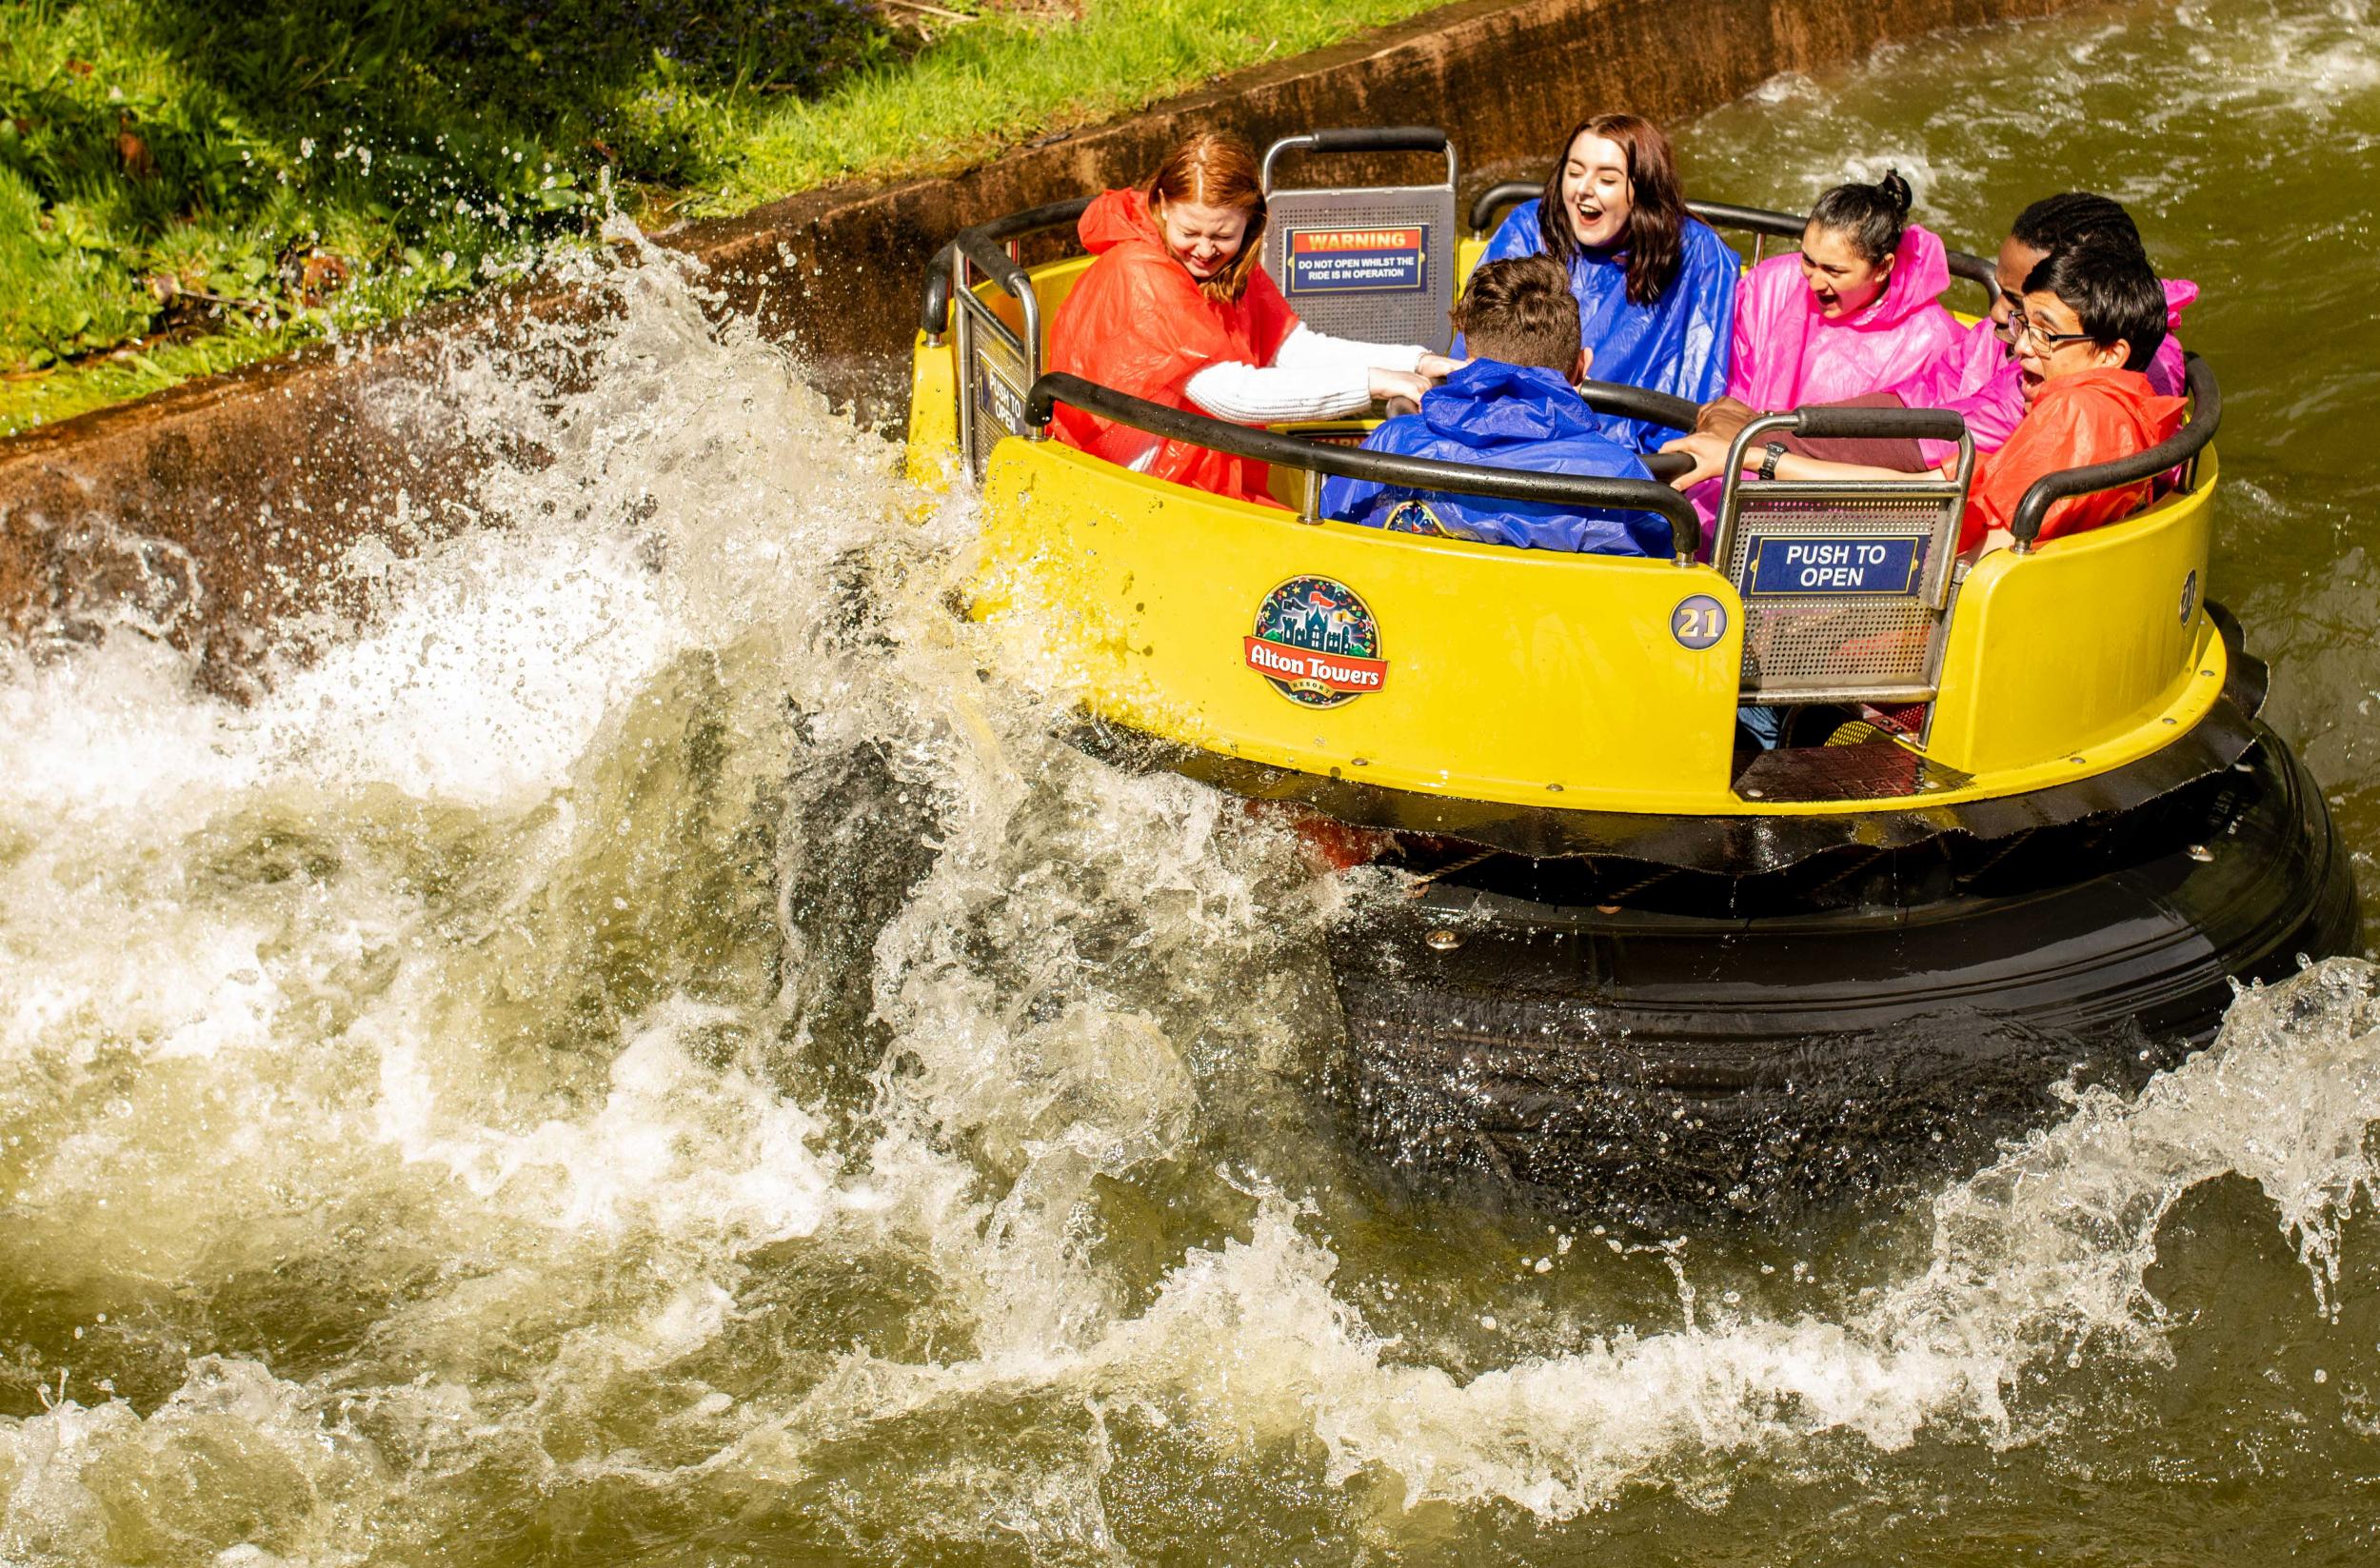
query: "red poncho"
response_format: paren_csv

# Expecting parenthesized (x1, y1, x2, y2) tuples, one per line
(1045, 189, 1299, 504)
(1961, 367, 2188, 550)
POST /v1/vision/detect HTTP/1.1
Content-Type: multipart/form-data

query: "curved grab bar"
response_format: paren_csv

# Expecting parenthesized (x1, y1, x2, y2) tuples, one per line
(1024, 371, 1703, 561)
(2009, 354, 2220, 551)
(1465, 178, 1540, 235)
(920, 196, 1093, 337)
(1577, 379, 1698, 434)
(1261, 127, 1458, 190)
(1776, 405, 1971, 444)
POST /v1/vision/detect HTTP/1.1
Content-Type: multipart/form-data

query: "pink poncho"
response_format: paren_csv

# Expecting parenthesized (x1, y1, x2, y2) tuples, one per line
(1894, 278, 2201, 465)
(1725, 223, 1961, 411)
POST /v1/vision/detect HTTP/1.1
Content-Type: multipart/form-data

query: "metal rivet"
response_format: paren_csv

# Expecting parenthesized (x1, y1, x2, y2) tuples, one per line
(1351, 757, 1369, 766)
(2162, 717, 2177, 725)
(1745, 787, 1765, 799)
(2071, 756, 2086, 764)
(1546, 782, 1563, 793)
(2187, 844, 2214, 863)
(1596, 903, 1621, 915)
(1425, 928, 1464, 951)
(2200, 668, 2216, 677)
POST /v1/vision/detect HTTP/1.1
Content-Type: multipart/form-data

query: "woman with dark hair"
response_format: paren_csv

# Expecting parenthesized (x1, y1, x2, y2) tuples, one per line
(1721, 169, 1958, 412)
(1046, 131, 1461, 504)
(1476, 113, 1738, 450)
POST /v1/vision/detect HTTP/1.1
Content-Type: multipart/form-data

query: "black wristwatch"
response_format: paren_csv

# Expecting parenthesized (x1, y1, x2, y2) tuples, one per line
(1757, 442, 1787, 482)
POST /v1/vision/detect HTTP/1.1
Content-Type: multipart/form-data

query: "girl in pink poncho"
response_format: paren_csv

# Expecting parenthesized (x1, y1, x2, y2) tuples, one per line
(1725, 170, 1960, 412)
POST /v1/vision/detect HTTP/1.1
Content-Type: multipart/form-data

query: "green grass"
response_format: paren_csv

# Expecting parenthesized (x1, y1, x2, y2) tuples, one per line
(0, 0, 1452, 437)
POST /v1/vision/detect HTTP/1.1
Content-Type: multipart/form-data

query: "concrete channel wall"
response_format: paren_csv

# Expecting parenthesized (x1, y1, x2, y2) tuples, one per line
(0, 0, 2078, 681)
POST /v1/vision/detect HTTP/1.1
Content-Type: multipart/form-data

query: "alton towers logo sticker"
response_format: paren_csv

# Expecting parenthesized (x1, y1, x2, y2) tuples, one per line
(1244, 576, 1387, 708)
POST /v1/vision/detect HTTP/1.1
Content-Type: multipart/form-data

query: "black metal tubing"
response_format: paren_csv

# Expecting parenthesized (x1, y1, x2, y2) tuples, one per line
(1465, 183, 1999, 297)
(1465, 178, 1540, 233)
(953, 228, 1034, 302)
(1577, 378, 1699, 434)
(1785, 405, 1970, 443)
(1024, 371, 1702, 557)
(920, 196, 1094, 336)
(1282, 126, 1452, 156)
(1684, 198, 1808, 242)
(2010, 354, 2221, 547)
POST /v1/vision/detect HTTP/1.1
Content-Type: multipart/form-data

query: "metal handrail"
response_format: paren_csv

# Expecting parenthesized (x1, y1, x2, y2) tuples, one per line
(1738, 404, 1973, 445)
(920, 196, 1092, 340)
(2010, 353, 2220, 551)
(1261, 127, 1458, 191)
(1464, 181, 2000, 303)
(1575, 379, 1698, 435)
(947, 219, 1063, 469)
(1024, 371, 1703, 561)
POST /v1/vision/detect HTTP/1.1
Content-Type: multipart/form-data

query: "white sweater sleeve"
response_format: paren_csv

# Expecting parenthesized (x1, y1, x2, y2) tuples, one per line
(1272, 324, 1427, 377)
(1181, 325, 1429, 425)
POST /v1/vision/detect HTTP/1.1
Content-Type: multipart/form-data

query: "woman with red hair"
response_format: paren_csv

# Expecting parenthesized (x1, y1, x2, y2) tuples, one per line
(1047, 131, 1462, 505)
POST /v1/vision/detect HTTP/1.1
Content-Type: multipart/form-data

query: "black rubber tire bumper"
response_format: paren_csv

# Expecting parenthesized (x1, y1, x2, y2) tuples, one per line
(1327, 725, 2362, 1217)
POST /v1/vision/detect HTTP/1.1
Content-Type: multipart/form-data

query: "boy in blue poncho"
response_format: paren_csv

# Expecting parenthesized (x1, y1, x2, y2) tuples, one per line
(1319, 254, 1672, 556)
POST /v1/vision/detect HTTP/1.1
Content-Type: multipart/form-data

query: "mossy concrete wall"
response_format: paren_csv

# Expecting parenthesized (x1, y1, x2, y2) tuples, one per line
(0, 0, 2079, 680)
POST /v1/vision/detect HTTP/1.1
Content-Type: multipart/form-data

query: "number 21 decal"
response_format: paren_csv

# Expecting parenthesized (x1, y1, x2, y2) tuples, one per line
(1671, 593, 1728, 650)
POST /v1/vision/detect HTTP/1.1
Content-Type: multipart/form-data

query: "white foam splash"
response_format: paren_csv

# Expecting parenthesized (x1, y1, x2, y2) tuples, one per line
(4, 17, 2377, 1544)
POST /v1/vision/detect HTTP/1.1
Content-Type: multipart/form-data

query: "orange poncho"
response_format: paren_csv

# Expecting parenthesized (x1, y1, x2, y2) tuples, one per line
(1045, 189, 1299, 505)
(1960, 367, 2188, 551)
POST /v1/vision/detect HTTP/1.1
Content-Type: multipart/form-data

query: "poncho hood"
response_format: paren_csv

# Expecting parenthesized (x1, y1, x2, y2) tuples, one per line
(1420, 361, 1605, 446)
(1725, 223, 1960, 412)
(1316, 359, 1663, 555)
(1079, 187, 1166, 255)
(2027, 364, 2188, 432)
(1854, 224, 1954, 331)
(1961, 365, 2188, 550)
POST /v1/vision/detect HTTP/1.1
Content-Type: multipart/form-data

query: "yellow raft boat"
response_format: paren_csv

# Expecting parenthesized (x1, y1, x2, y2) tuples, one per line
(903, 131, 2358, 1215)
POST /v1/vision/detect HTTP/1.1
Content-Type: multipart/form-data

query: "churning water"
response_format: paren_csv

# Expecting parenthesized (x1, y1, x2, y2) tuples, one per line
(5, 0, 2380, 1560)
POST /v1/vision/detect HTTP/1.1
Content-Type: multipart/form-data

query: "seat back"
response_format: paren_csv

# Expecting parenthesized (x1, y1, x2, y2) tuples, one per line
(1712, 410, 1975, 706)
(1261, 129, 1458, 353)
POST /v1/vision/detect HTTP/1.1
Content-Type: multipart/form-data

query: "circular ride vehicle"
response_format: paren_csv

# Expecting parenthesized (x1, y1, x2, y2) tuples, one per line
(904, 129, 2360, 1215)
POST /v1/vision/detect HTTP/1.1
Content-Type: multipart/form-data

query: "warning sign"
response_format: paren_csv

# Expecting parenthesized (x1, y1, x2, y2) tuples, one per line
(1284, 226, 1428, 295)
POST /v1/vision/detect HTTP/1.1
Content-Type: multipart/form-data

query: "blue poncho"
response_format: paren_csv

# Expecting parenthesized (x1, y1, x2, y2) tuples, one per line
(1477, 201, 1738, 452)
(1318, 361, 1669, 556)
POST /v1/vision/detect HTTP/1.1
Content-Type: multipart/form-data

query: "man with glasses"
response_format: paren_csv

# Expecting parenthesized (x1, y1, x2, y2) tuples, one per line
(1947, 233, 2187, 553)
(1889, 191, 2195, 468)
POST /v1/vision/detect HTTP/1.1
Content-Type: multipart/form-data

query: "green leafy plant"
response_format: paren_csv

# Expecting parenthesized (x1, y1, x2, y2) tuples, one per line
(1, 0, 1447, 434)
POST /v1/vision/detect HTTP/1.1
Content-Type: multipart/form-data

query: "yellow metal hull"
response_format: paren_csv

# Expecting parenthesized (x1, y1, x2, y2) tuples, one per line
(908, 251, 2224, 820)
(954, 419, 2222, 817)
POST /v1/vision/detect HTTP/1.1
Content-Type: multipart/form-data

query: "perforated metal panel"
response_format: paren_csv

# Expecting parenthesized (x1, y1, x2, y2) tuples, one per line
(1263, 187, 1458, 353)
(1722, 499, 1946, 696)
(1714, 450, 1971, 706)
(964, 321, 1031, 481)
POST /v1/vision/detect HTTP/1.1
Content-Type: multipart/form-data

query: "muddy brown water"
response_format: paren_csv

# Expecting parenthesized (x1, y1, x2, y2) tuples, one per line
(4, 0, 2378, 1561)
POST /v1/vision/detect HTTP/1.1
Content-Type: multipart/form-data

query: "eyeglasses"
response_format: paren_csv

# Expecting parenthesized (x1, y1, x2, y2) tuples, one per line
(2006, 309, 2099, 354)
